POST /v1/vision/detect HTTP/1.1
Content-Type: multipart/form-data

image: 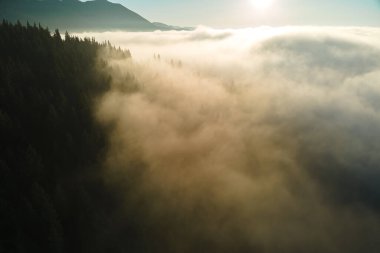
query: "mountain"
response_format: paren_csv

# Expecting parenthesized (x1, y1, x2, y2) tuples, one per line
(0, 0, 158, 32)
(152, 22, 194, 31)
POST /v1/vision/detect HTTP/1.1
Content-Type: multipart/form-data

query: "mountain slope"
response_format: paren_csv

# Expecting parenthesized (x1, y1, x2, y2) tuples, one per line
(0, 0, 157, 31)
(152, 22, 194, 31)
(0, 20, 134, 253)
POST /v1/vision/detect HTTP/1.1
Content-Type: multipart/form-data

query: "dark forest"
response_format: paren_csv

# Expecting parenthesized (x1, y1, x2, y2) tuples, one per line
(0, 20, 140, 253)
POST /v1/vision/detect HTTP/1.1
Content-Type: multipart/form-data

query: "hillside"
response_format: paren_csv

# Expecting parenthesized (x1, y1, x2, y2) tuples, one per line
(152, 22, 194, 31)
(0, 0, 157, 32)
(0, 21, 138, 253)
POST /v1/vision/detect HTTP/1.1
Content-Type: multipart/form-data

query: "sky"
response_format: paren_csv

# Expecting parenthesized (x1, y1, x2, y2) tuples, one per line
(105, 0, 380, 27)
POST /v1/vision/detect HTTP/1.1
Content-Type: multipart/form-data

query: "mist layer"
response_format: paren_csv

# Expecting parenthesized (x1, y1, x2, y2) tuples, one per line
(89, 27, 380, 253)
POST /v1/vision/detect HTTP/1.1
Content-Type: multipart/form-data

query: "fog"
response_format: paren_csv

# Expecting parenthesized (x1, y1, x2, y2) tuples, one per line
(82, 27, 380, 252)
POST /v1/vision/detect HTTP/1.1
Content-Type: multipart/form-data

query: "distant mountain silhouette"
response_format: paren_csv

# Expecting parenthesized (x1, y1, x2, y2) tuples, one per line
(0, 0, 191, 32)
(152, 22, 194, 31)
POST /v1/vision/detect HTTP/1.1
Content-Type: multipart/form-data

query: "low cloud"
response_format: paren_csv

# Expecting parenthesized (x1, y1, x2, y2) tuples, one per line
(86, 27, 380, 252)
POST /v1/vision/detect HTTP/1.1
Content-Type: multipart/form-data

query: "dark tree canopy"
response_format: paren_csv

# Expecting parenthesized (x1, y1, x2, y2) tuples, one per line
(0, 20, 135, 253)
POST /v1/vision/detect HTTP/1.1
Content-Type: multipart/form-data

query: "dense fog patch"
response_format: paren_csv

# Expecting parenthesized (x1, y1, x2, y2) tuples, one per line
(88, 27, 380, 252)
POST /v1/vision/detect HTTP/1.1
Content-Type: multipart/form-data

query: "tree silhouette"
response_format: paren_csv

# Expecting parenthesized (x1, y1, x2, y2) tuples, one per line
(0, 20, 135, 253)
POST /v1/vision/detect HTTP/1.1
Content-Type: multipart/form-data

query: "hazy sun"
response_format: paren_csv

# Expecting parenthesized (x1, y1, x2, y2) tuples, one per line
(251, 0, 274, 11)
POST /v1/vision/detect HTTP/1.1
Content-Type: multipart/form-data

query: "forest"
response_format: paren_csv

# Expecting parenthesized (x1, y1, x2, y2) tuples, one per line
(2, 19, 380, 253)
(0, 20, 139, 253)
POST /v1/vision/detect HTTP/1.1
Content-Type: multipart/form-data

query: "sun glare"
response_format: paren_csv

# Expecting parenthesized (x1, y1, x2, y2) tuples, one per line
(251, 0, 274, 11)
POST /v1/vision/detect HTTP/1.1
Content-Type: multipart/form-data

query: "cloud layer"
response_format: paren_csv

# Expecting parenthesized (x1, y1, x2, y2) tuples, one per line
(88, 27, 380, 252)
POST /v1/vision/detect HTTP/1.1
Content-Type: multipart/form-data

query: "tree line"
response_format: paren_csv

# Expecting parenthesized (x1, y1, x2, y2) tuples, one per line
(0, 20, 141, 253)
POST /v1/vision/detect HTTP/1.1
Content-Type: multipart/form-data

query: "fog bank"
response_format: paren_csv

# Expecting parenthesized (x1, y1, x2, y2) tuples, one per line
(89, 27, 380, 252)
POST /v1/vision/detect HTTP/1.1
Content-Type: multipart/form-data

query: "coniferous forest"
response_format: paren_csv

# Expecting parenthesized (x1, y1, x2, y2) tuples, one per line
(0, 21, 138, 253)
(2, 9, 380, 253)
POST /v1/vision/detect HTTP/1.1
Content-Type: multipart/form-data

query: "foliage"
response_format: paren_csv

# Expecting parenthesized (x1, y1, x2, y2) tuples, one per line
(0, 20, 132, 253)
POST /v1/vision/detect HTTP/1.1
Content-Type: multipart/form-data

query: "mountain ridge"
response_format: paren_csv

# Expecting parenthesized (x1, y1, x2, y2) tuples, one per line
(0, 0, 193, 32)
(152, 22, 194, 31)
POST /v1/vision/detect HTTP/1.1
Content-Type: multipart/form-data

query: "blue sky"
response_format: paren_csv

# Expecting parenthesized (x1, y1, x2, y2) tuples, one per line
(103, 0, 380, 27)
